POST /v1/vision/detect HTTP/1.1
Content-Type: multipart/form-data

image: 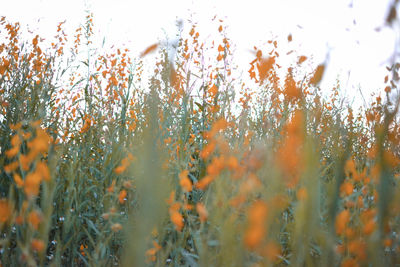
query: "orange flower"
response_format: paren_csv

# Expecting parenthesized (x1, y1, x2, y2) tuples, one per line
(345, 227, 355, 239)
(119, 190, 127, 204)
(196, 175, 215, 190)
(207, 156, 225, 176)
(257, 56, 275, 83)
(310, 64, 325, 85)
(80, 244, 88, 256)
(229, 195, 246, 207)
(344, 159, 357, 177)
(140, 43, 158, 57)
(363, 219, 376, 235)
(36, 162, 50, 181)
(114, 164, 127, 174)
(11, 133, 20, 146)
(111, 223, 123, 232)
(335, 209, 350, 235)
(297, 187, 308, 201)
(24, 171, 42, 197)
(145, 248, 157, 262)
(179, 170, 192, 192)
(384, 238, 393, 248)
(284, 71, 301, 102)
(0, 199, 12, 223)
(123, 180, 132, 189)
(298, 56, 307, 64)
(32, 35, 39, 46)
(28, 210, 42, 230)
(340, 181, 353, 196)
(209, 118, 229, 138)
(183, 203, 193, 210)
(114, 155, 133, 174)
(107, 180, 116, 193)
(20, 154, 33, 171)
(5, 146, 19, 158)
(348, 239, 366, 261)
(196, 203, 208, 222)
(200, 142, 216, 159)
(357, 196, 364, 208)
(10, 123, 22, 131)
(13, 173, 24, 187)
(361, 209, 376, 224)
(153, 240, 162, 250)
(244, 224, 265, 249)
(169, 202, 180, 213)
(4, 161, 18, 173)
(263, 242, 281, 262)
(240, 173, 261, 194)
(28, 128, 50, 155)
(248, 200, 268, 224)
(14, 215, 24, 225)
(209, 84, 218, 96)
(244, 201, 268, 249)
(276, 110, 304, 188)
(170, 211, 183, 231)
(31, 239, 45, 252)
(166, 191, 175, 205)
(110, 76, 118, 87)
(226, 156, 239, 170)
(145, 241, 162, 262)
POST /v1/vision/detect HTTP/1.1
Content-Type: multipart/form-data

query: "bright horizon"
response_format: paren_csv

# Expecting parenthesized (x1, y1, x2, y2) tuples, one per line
(2, 0, 397, 107)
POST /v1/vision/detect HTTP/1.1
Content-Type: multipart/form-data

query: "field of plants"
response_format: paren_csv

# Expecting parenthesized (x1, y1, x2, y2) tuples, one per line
(0, 10, 400, 266)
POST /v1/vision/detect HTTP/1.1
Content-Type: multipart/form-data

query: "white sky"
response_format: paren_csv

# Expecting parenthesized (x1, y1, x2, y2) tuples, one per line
(2, 0, 398, 107)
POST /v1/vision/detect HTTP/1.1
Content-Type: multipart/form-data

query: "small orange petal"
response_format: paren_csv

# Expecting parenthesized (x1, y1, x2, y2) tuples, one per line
(310, 64, 325, 85)
(170, 211, 183, 231)
(31, 239, 45, 252)
(140, 43, 158, 58)
(13, 173, 24, 187)
(28, 210, 42, 230)
(196, 203, 208, 222)
(0, 199, 12, 223)
(119, 190, 127, 204)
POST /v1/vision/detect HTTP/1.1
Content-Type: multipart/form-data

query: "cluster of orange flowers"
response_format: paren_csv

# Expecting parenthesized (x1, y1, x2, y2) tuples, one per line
(197, 118, 240, 189)
(5, 121, 51, 197)
(334, 150, 400, 266)
(1, 121, 52, 258)
(276, 110, 305, 189)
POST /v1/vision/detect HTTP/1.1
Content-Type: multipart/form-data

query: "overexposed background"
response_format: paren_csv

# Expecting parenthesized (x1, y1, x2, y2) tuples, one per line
(2, 0, 398, 106)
